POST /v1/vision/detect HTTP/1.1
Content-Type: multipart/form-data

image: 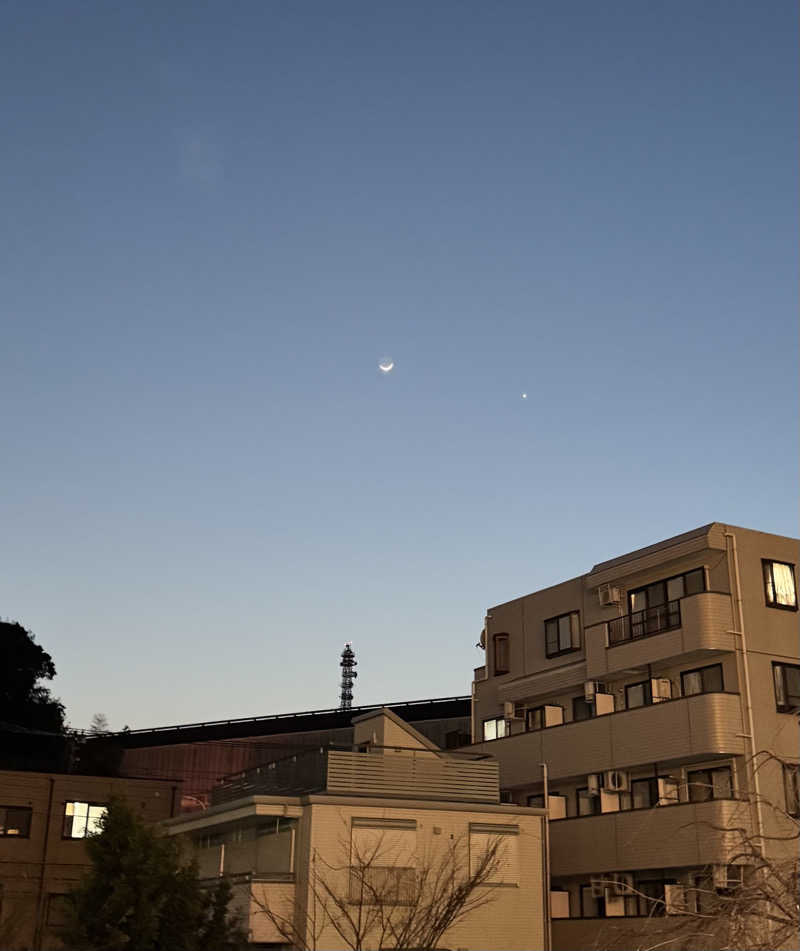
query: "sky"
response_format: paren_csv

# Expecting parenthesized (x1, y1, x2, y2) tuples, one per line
(1, 1, 797, 731)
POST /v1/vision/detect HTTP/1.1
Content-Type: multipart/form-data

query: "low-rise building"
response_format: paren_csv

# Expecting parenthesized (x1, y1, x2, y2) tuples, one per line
(164, 708, 547, 950)
(467, 522, 799, 951)
(0, 770, 180, 950)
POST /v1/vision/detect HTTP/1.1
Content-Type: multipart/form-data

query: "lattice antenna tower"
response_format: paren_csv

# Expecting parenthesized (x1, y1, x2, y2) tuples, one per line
(339, 642, 357, 710)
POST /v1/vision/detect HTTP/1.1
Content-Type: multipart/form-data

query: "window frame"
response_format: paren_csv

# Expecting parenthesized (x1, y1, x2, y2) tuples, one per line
(572, 696, 594, 721)
(544, 610, 582, 659)
(0, 805, 33, 838)
(772, 662, 800, 713)
(783, 764, 800, 817)
(625, 680, 653, 710)
(62, 801, 108, 840)
(482, 716, 509, 742)
(687, 765, 733, 803)
(576, 787, 601, 816)
(493, 633, 510, 675)
(680, 662, 724, 697)
(762, 560, 798, 611)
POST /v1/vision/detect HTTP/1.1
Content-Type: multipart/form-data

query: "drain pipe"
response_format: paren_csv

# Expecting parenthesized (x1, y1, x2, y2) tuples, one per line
(724, 530, 765, 849)
(540, 762, 552, 951)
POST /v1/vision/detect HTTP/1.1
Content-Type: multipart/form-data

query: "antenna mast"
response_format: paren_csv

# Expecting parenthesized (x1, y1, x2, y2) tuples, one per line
(339, 642, 357, 710)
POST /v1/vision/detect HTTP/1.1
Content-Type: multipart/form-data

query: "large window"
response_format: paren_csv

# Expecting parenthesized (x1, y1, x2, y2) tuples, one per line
(350, 818, 417, 904)
(493, 634, 510, 675)
(482, 717, 508, 741)
(545, 611, 581, 658)
(763, 560, 797, 609)
(687, 766, 733, 803)
(681, 663, 724, 697)
(63, 802, 107, 839)
(609, 568, 705, 644)
(783, 764, 800, 817)
(773, 663, 800, 713)
(0, 806, 32, 838)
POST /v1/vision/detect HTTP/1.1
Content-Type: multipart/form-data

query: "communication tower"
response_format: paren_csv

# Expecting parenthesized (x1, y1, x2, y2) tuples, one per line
(339, 643, 357, 710)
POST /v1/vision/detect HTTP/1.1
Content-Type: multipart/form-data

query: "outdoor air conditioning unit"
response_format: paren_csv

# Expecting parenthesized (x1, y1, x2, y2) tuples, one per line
(605, 770, 630, 792)
(590, 877, 605, 898)
(651, 678, 673, 703)
(503, 701, 524, 721)
(587, 773, 601, 796)
(598, 584, 622, 606)
(610, 872, 634, 896)
(584, 681, 605, 701)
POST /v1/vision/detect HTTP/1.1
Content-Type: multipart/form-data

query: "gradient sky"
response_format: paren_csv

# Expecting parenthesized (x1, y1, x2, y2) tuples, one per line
(2, 1, 797, 731)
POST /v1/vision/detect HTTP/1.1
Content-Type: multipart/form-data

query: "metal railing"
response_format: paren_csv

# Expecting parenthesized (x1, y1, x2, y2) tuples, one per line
(607, 600, 681, 646)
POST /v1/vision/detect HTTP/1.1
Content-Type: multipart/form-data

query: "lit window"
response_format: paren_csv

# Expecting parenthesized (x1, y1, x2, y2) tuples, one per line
(493, 634, 510, 675)
(0, 806, 32, 838)
(482, 717, 508, 742)
(763, 561, 797, 609)
(681, 663, 724, 697)
(63, 802, 107, 839)
(544, 611, 581, 658)
(772, 663, 800, 713)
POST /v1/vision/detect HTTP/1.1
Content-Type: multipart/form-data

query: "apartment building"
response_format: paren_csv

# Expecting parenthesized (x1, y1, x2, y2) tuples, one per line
(467, 523, 799, 951)
(0, 769, 180, 951)
(164, 708, 547, 950)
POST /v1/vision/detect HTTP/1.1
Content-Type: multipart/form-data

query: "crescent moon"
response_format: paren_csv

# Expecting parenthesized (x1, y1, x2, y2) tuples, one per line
(378, 361, 394, 373)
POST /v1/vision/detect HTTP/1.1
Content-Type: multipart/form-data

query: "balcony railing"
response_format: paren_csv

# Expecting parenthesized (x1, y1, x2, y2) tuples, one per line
(608, 599, 681, 646)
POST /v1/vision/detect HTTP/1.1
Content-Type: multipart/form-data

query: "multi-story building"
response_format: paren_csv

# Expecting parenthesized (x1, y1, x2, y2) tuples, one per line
(467, 523, 799, 951)
(0, 769, 180, 951)
(164, 707, 547, 950)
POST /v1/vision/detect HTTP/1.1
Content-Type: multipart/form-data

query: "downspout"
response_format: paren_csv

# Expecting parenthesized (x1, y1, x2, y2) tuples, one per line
(724, 530, 765, 850)
(540, 762, 552, 951)
(33, 776, 56, 951)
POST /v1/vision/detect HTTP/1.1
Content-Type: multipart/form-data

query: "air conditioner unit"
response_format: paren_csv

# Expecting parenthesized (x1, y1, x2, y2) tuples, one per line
(610, 872, 634, 896)
(587, 773, 601, 796)
(598, 584, 622, 606)
(605, 770, 630, 792)
(543, 704, 564, 727)
(584, 681, 605, 702)
(595, 692, 615, 716)
(664, 883, 687, 915)
(503, 701, 524, 720)
(657, 777, 679, 805)
(590, 877, 605, 898)
(651, 678, 672, 703)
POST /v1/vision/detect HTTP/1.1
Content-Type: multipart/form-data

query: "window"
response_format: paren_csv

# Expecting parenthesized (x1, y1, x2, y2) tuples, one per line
(350, 818, 416, 904)
(625, 681, 652, 709)
(577, 788, 601, 816)
(493, 634, 510, 675)
(631, 778, 658, 810)
(63, 802, 107, 839)
(681, 663, 724, 697)
(572, 696, 594, 721)
(634, 879, 667, 917)
(580, 884, 603, 917)
(772, 663, 800, 712)
(687, 766, 733, 803)
(0, 806, 32, 838)
(482, 717, 508, 741)
(527, 793, 544, 808)
(526, 706, 545, 731)
(763, 560, 797, 609)
(469, 823, 519, 884)
(545, 611, 581, 658)
(622, 568, 704, 640)
(784, 764, 800, 817)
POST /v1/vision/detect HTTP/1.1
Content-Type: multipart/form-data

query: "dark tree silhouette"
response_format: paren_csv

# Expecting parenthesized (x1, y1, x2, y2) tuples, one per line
(0, 620, 65, 732)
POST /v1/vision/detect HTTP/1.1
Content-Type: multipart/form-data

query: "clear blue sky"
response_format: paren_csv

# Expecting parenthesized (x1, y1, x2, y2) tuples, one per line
(2, 1, 796, 730)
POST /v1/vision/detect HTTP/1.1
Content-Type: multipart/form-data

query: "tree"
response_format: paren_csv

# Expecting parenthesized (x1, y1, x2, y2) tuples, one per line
(62, 798, 247, 951)
(254, 828, 506, 950)
(89, 712, 110, 734)
(0, 619, 65, 732)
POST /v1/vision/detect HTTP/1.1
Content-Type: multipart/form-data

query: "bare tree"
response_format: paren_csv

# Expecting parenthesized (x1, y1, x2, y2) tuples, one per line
(88, 712, 110, 734)
(253, 829, 507, 950)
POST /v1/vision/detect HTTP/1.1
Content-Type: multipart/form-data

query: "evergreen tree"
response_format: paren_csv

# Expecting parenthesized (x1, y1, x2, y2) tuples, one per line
(63, 798, 247, 951)
(0, 620, 65, 732)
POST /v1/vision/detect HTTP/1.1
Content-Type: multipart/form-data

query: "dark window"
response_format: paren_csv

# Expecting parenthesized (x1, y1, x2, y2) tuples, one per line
(63, 802, 107, 839)
(631, 778, 658, 809)
(611, 568, 705, 644)
(635, 879, 667, 917)
(0, 806, 32, 838)
(763, 560, 797, 609)
(572, 697, 594, 721)
(577, 788, 601, 816)
(687, 766, 733, 803)
(482, 717, 508, 742)
(544, 611, 581, 658)
(493, 634, 510, 675)
(527, 794, 545, 808)
(444, 730, 471, 749)
(580, 884, 604, 917)
(784, 765, 800, 817)
(526, 706, 545, 731)
(625, 681, 652, 709)
(772, 663, 800, 713)
(681, 663, 724, 697)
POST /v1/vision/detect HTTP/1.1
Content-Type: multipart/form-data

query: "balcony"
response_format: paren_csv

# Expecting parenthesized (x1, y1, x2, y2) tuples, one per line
(585, 591, 735, 678)
(469, 691, 745, 786)
(549, 798, 753, 876)
(212, 746, 500, 805)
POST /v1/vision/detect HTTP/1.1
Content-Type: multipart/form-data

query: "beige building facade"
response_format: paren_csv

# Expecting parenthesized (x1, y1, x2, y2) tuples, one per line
(467, 523, 799, 950)
(164, 708, 547, 950)
(0, 770, 180, 951)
